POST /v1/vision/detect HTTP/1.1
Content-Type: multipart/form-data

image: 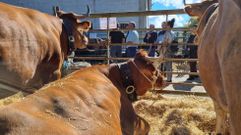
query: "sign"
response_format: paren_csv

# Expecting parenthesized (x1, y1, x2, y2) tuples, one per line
(99, 17, 117, 29)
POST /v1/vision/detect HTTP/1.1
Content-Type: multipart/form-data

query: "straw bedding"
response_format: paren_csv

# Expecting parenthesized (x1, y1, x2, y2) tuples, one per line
(134, 92, 216, 135)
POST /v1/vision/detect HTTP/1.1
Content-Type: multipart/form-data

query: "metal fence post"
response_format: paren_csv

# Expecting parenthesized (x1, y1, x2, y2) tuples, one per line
(107, 17, 110, 64)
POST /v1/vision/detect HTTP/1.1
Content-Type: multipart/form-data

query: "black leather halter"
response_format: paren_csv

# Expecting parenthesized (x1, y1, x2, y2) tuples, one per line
(62, 18, 75, 55)
(117, 62, 137, 102)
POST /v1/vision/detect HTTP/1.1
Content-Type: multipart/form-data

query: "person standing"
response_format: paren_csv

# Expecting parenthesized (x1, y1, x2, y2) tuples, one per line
(143, 24, 157, 56)
(109, 23, 125, 62)
(125, 21, 139, 57)
(156, 19, 175, 82)
(186, 25, 198, 80)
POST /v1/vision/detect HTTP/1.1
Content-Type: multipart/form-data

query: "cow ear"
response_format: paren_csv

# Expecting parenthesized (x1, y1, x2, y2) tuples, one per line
(57, 11, 76, 19)
(184, 5, 193, 16)
(78, 21, 91, 31)
(135, 49, 148, 58)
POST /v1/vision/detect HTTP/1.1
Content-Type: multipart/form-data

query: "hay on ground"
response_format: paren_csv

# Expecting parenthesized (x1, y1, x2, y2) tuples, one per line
(134, 92, 216, 135)
(0, 92, 24, 106)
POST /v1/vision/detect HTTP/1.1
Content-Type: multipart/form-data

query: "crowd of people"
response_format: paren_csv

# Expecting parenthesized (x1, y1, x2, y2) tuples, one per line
(109, 19, 175, 82)
(109, 19, 176, 59)
(108, 19, 198, 82)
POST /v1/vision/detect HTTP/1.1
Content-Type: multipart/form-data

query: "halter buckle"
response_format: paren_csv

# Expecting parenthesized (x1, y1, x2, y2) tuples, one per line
(68, 36, 75, 42)
(126, 85, 135, 94)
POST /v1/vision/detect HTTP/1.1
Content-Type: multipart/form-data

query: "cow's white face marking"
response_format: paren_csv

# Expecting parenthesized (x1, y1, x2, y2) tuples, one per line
(74, 21, 91, 49)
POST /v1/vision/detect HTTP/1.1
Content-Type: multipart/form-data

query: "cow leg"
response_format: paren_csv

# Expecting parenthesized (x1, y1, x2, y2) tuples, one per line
(53, 57, 63, 80)
(48, 58, 63, 82)
(46, 53, 63, 82)
(133, 115, 150, 135)
(221, 68, 241, 135)
(213, 101, 229, 135)
(221, 47, 241, 135)
(53, 69, 61, 80)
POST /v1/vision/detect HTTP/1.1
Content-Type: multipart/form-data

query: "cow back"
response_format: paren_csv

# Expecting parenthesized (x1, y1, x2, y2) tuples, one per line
(0, 2, 63, 90)
(0, 65, 124, 135)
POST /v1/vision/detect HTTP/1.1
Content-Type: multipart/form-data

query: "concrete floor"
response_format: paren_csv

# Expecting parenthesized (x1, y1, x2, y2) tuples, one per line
(163, 74, 206, 93)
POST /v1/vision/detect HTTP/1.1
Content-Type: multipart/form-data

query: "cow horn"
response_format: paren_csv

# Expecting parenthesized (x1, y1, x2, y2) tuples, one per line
(183, 0, 187, 5)
(85, 5, 91, 17)
(53, 6, 62, 17)
(73, 5, 91, 19)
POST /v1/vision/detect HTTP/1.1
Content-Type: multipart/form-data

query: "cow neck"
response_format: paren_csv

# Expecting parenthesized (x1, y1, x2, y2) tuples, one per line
(61, 18, 75, 56)
(107, 60, 158, 103)
(117, 61, 138, 102)
(197, 3, 219, 36)
(60, 27, 68, 59)
(104, 62, 137, 102)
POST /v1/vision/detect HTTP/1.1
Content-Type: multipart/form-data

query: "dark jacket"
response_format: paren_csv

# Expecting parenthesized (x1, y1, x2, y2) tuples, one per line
(143, 31, 157, 43)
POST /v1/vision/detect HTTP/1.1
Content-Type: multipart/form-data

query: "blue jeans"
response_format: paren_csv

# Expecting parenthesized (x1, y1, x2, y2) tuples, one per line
(126, 47, 137, 57)
(110, 46, 122, 57)
(148, 47, 156, 57)
(164, 61, 172, 81)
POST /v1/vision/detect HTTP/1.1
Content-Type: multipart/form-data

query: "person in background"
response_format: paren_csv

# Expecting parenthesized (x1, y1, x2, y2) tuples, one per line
(156, 22, 167, 55)
(186, 25, 199, 80)
(109, 23, 125, 62)
(125, 21, 139, 57)
(156, 19, 175, 82)
(143, 24, 157, 56)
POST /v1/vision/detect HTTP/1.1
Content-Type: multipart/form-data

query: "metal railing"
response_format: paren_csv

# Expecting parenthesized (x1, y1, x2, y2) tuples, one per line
(70, 9, 203, 93)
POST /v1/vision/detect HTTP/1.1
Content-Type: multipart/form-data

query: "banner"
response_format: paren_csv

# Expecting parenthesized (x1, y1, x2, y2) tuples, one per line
(99, 17, 117, 29)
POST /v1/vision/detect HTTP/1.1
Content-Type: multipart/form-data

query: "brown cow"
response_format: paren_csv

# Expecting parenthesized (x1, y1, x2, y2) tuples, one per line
(0, 50, 164, 135)
(185, 0, 241, 134)
(0, 2, 91, 93)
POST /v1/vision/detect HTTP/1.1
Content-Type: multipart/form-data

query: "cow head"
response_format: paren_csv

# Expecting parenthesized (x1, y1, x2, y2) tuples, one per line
(184, 0, 219, 45)
(184, 0, 218, 18)
(56, 6, 91, 51)
(128, 50, 164, 95)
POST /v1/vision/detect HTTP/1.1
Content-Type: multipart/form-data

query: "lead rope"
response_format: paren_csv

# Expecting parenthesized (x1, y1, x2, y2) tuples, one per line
(130, 60, 159, 91)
